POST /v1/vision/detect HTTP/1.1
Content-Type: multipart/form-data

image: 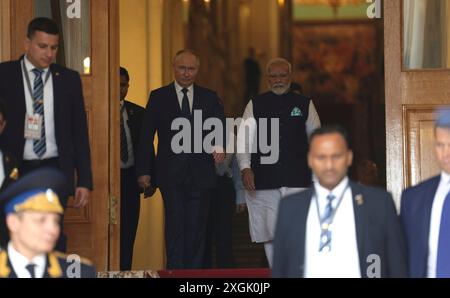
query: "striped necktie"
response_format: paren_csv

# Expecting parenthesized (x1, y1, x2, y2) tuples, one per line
(32, 68, 46, 158)
(436, 190, 450, 277)
(319, 193, 336, 252)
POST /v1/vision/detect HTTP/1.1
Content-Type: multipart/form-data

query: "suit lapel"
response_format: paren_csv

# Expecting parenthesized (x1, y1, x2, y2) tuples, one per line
(419, 176, 440, 272)
(14, 60, 27, 132)
(124, 101, 137, 147)
(7, 261, 17, 278)
(297, 188, 314, 277)
(43, 253, 63, 278)
(50, 65, 61, 139)
(169, 83, 184, 115)
(192, 84, 201, 113)
(349, 181, 367, 276)
(124, 101, 132, 118)
(124, 101, 132, 129)
(43, 254, 51, 278)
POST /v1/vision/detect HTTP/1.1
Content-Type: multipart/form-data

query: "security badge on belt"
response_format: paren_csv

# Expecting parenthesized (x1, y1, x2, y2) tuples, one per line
(24, 110, 43, 140)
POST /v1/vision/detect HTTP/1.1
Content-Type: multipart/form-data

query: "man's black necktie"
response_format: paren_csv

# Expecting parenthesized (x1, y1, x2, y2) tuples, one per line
(120, 105, 129, 163)
(181, 88, 190, 117)
(26, 263, 36, 278)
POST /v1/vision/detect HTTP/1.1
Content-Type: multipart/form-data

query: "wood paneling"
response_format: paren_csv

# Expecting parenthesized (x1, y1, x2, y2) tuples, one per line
(65, 0, 116, 271)
(7, 0, 119, 270)
(109, 0, 120, 271)
(10, 0, 33, 60)
(385, 1, 450, 207)
(0, 0, 11, 61)
(402, 105, 440, 187)
(385, 0, 403, 205)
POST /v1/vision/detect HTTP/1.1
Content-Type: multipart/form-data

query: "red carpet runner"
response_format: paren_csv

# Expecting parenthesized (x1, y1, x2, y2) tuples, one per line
(158, 268, 271, 278)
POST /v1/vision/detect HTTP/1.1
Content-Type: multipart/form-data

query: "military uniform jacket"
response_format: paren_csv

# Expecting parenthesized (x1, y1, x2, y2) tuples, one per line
(0, 250, 96, 278)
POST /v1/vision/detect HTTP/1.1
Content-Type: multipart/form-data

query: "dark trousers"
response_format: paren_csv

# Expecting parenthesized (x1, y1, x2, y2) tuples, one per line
(159, 187, 212, 269)
(204, 175, 234, 268)
(20, 157, 67, 252)
(120, 166, 141, 270)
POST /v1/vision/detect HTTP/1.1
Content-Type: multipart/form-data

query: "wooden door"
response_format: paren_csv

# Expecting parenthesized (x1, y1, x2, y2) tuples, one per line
(4, 0, 120, 271)
(0, 0, 11, 61)
(385, 0, 450, 205)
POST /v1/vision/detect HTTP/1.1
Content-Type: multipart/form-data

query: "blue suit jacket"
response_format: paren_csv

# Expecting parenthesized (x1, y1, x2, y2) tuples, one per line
(272, 180, 408, 278)
(400, 175, 441, 278)
(0, 58, 93, 195)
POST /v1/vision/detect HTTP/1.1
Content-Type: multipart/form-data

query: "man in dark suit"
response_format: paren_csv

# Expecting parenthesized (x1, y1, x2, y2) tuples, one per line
(401, 109, 450, 278)
(272, 125, 407, 278)
(119, 67, 144, 270)
(0, 168, 96, 278)
(0, 18, 92, 251)
(136, 49, 225, 269)
(238, 58, 321, 267)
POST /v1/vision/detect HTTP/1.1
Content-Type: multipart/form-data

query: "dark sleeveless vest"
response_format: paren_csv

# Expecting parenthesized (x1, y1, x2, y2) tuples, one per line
(251, 91, 312, 189)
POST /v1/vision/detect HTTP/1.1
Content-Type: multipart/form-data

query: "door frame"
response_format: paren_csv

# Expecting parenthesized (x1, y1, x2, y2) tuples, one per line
(385, 0, 450, 206)
(0, 0, 11, 61)
(4, 0, 120, 270)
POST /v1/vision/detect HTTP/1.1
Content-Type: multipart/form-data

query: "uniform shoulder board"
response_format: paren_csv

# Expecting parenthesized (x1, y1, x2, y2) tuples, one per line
(53, 251, 94, 266)
(0, 250, 11, 277)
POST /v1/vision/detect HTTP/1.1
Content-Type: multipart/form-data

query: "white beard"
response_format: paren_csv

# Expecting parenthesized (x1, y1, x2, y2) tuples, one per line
(271, 85, 290, 95)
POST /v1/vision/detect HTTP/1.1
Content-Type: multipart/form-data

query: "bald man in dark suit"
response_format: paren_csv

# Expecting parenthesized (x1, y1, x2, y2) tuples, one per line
(136, 50, 225, 269)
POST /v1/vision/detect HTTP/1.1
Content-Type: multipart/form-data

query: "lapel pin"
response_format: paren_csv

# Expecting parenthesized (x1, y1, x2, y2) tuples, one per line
(355, 194, 364, 206)
(9, 168, 19, 180)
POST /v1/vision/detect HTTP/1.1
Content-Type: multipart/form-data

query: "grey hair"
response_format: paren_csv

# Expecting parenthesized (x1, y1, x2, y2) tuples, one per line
(172, 49, 200, 66)
(266, 58, 292, 74)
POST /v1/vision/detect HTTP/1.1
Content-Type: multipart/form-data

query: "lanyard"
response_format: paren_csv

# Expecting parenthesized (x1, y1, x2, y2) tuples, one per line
(313, 183, 349, 232)
(21, 58, 51, 104)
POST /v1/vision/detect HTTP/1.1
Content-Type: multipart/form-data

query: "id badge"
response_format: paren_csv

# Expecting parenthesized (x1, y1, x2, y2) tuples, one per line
(24, 114, 43, 140)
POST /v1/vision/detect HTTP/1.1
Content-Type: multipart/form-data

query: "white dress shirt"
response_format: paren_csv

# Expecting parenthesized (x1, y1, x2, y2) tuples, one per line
(7, 242, 46, 278)
(427, 171, 450, 278)
(304, 177, 361, 278)
(120, 100, 135, 169)
(174, 81, 194, 113)
(236, 96, 321, 170)
(22, 55, 58, 160)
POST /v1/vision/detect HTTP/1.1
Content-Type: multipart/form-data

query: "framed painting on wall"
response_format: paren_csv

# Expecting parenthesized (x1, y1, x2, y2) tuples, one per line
(292, 20, 385, 185)
(292, 20, 382, 104)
